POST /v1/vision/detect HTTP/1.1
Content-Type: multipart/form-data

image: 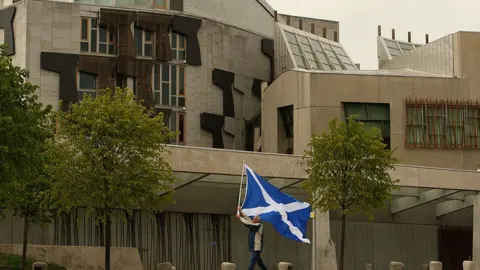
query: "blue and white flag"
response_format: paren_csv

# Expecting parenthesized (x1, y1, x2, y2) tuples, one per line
(241, 164, 311, 244)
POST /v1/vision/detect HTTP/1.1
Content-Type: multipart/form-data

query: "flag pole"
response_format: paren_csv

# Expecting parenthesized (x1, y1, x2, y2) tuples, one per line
(237, 160, 246, 214)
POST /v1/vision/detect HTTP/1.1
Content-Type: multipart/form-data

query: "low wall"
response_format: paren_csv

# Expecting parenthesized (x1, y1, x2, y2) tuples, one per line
(0, 244, 143, 270)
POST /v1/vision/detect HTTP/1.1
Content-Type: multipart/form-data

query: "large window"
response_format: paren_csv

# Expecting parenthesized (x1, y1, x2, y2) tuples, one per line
(134, 28, 154, 58)
(406, 100, 480, 148)
(344, 103, 391, 149)
(74, 0, 170, 9)
(81, 18, 116, 55)
(77, 72, 98, 101)
(170, 32, 186, 61)
(153, 63, 185, 107)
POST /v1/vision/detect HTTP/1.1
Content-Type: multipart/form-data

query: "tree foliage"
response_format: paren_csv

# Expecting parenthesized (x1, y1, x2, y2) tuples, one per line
(303, 117, 399, 270)
(0, 45, 55, 270)
(49, 88, 176, 270)
(304, 117, 399, 216)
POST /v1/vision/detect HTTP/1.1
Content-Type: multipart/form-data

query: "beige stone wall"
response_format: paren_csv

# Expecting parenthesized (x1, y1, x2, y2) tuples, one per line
(0, 244, 142, 270)
(458, 31, 480, 79)
(263, 70, 480, 170)
(25, 0, 81, 108)
(10, 0, 27, 68)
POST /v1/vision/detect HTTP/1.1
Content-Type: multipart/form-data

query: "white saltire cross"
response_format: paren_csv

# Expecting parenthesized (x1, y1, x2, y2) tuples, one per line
(242, 165, 311, 244)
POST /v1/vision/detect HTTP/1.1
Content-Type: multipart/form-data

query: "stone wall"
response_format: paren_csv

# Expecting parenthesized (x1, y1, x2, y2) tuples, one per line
(0, 244, 142, 270)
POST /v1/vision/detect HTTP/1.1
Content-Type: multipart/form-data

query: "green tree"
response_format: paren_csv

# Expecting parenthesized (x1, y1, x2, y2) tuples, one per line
(50, 88, 175, 270)
(303, 117, 399, 270)
(0, 45, 54, 270)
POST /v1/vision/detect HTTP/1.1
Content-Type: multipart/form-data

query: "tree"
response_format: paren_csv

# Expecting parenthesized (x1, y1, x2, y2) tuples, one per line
(303, 117, 399, 270)
(50, 88, 175, 270)
(0, 44, 54, 270)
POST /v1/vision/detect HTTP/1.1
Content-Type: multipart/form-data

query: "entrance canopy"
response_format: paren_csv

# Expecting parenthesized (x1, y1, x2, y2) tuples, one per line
(164, 145, 480, 218)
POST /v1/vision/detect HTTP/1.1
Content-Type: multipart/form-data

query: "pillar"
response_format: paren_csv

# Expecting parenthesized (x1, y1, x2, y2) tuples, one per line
(312, 210, 336, 270)
(221, 262, 236, 270)
(429, 261, 442, 270)
(473, 195, 480, 270)
(390, 261, 404, 270)
(464, 261, 475, 270)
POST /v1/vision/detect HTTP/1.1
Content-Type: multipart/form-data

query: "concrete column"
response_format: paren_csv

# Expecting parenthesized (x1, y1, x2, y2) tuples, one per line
(474, 195, 480, 270)
(464, 261, 475, 270)
(312, 210, 336, 270)
(221, 262, 236, 270)
(365, 263, 372, 270)
(279, 262, 293, 270)
(429, 261, 442, 270)
(389, 261, 404, 270)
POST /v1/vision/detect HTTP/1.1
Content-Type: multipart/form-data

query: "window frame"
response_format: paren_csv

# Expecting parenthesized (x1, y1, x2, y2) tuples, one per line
(77, 71, 98, 101)
(343, 102, 391, 149)
(134, 27, 154, 58)
(152, 63, 186, 108)
(80, 17, 117, 56)
(170, 32, 187, 62)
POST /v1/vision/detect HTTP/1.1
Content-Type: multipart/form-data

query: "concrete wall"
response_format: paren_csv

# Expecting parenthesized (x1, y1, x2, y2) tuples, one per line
(16, 0, 270, 149)
(278, 14, 339, 41)
(262, 71, 480, 170)
(187, 19, 270, 148)
(380, 34, 458, 77)
(458, 32, 480, 79)
(0, 244, 143, 270)
(183, 0, 274, 38)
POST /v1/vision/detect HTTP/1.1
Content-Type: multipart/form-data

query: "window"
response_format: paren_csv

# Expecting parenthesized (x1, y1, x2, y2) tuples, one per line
(278, 105, 294, 138)
(154, 0, 167, 8)
(344, 103, 391, 149)
(171, 32, 186, 61)
(81, 18, 116, 55)
(284, 31, 307, 69)
(153, 63, 185, 107)
(406, 100, 480, 148)
(168, 112, 185, 144)
(135, 28, 154, 58)
(77, 72, 98, 101)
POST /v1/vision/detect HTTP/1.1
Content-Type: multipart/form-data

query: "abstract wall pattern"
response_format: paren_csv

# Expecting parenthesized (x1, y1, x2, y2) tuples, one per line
(39, 9, 202, 114)
(201, 68, 264, 150)
(0, 6, 16, 56)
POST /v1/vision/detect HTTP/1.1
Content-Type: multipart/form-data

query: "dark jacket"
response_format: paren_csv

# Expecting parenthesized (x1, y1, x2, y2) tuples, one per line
(239, 211, 264, 252)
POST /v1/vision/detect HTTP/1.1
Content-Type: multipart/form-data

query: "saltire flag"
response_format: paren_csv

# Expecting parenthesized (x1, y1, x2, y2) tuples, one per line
(241, 164, 311, 244)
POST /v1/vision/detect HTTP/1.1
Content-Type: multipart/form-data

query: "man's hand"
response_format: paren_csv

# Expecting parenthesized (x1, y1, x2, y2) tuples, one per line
(236, 213, 240, 218)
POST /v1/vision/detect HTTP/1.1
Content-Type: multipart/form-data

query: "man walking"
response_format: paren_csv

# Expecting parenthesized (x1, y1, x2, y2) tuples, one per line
(237, 205, 268, 270)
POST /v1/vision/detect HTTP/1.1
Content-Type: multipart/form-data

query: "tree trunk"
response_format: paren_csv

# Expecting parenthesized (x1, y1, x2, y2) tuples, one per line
(339, 212, 346, 270)
(104, 211, 112, 270)
(21, 216, 29, 270)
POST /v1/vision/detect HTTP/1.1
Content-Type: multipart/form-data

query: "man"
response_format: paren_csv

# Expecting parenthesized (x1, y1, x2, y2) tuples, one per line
(236, 205, 268, 270)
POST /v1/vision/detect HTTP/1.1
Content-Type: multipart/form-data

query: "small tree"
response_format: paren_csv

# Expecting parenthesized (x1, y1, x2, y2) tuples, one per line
(303, 117, 399, 270)
(0, 45, 54, 270)
(50, 88, 175, 270)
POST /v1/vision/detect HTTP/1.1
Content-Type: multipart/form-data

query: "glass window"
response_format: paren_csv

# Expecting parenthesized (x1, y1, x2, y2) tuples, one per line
(171, 32, 187, 61)
(154, 0, 167, 8)
(78, 72, 97, 101)
(80, 17, 116, 55)
(153, 64, 185, 107)
(135, 28, 154, 58)
(344, 103, 391, 149)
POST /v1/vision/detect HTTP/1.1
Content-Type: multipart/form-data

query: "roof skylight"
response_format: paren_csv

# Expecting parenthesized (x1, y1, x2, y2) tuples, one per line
(279, 24, 358, 71)
(380, 37, 422, 59)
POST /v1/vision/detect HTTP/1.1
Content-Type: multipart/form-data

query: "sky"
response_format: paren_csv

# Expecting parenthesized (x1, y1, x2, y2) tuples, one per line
(267, 0, 480, 70)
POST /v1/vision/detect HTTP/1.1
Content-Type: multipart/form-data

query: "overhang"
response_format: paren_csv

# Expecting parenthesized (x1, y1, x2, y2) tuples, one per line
(164, 145, 480, 217)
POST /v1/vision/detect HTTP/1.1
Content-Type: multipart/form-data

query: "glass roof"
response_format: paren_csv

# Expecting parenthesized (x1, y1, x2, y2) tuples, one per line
(279, 23, 358, 71)
(380, 37, 423, 59)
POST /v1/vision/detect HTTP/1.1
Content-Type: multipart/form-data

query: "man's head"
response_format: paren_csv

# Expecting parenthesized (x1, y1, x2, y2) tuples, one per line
(253, 215, 261, 223)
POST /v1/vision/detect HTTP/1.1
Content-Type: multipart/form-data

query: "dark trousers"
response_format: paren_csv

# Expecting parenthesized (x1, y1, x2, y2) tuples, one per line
(248, 251, 267, 270)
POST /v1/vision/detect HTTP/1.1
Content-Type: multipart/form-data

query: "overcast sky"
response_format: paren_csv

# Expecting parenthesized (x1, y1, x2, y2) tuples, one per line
(267, 0, 480, 70)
